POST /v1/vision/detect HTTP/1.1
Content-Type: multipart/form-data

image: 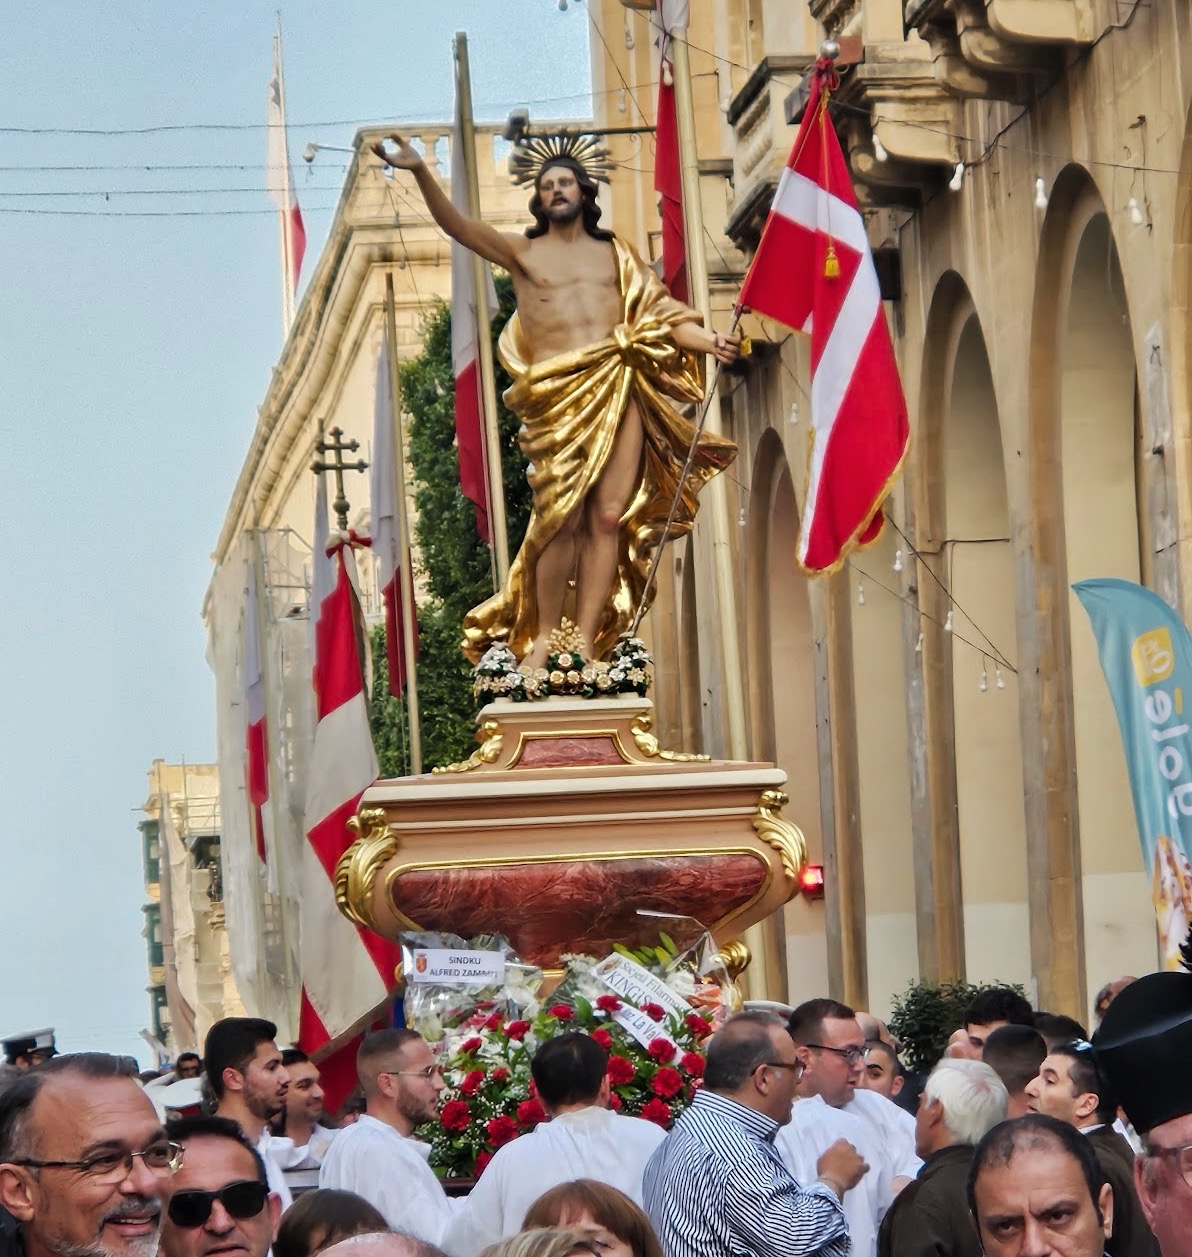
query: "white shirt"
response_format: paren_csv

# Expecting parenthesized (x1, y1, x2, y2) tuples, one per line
(845, 1089, 923, 1185)
(319, 1114, 460, 1245)
(256, 1131, 294, 1212)
(444, 1107, 667, 1257)
(276, 1127, 338, 1195)
(775, 1096, 888, 1257)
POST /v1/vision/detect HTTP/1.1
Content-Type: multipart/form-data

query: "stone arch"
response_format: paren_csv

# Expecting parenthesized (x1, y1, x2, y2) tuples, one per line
(1031, 165, 1157, 1002)
(917, 273, 1031, 988)
(744, 427, 828, 1001)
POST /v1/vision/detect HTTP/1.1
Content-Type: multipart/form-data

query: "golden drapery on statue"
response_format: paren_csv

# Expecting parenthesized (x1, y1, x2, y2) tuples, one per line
(462, 239, 738, 664)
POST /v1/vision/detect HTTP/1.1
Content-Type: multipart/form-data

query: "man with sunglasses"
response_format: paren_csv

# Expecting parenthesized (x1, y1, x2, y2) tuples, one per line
(0, 1052, 178, 1257)
(1095, 967, 1192, 1257)
(1024, 1041, 1158, 1257)
(159, 1116, 279, 1257)
(318, 1030, 459, 1245)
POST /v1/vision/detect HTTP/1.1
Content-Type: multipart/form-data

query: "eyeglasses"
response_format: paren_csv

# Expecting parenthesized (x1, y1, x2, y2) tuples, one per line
(759, 1061, 803, 1076)
(11, 1140, 183, 1184)
(1144, 1141, 1192, 1189)
(167, 1181, 270, 1228)
(382, 1064, 444, 1080)
(807, 1044, 865, 1066)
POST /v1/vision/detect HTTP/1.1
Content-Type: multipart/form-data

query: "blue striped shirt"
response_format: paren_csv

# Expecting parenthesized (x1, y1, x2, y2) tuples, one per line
(643, 1090, 849, 1257)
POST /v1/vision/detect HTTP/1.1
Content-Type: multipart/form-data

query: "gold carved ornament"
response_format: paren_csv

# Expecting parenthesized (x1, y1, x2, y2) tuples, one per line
(335, 808, 399, 932)
(753, 788, 807, 892)
(630, 713, 711, 763)
(431, 719, 504, 775)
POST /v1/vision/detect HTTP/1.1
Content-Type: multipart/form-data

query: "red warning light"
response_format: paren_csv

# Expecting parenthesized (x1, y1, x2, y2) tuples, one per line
(799, 864, 826, 900)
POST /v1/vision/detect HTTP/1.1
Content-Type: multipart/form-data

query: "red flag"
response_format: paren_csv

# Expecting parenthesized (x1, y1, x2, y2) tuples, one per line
(653, 6, 687, 303)
(298, 529, 400, 1067)
(243, 557, 269, 865)
(370, 338, 419, 695)
(267, 27, 306, 301)
(450, 79, 498, 542)
(738, 59, 908, 573)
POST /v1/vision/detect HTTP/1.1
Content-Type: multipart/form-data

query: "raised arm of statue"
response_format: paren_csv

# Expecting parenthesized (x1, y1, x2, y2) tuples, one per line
(372, 133, 526, 274)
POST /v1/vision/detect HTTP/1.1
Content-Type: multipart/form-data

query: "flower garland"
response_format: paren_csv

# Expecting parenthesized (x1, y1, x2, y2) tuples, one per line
(472, 629, 653, 704)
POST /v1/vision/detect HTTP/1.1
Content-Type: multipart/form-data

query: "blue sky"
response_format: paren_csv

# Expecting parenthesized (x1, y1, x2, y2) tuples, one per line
(0, 1, 590, 1063)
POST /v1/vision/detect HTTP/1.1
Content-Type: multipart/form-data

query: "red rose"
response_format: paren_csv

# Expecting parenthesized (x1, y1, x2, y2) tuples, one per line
(517, 1098, 547, 1128)
(640, 1097, 673, 1127)
(591, 1028, 614, 1050)
(642, 1002, 667, 1022)
(458, 1069, 485, 1097)
(680, 1052, 705, 1078)
(458, 1036, 483, 1054)
(652, 1066, 683, 1098)
(484, 1012, 504, 1031)
(595, 994, 622, 1012)
(608, 1091, 623, 1111)
(440, 1099, 471, 1132)
(685, 1014, 713, 1037)
(491, 1067, 509, 1083)
(474, 1151, 494, 1176)
(504, 1019, 530, 1040)
(607, 1055, 636, 1086)
(486, 1114, 519, 1148)
(647, 1038, 677, 1063)
(548, 1003, 575, 1021)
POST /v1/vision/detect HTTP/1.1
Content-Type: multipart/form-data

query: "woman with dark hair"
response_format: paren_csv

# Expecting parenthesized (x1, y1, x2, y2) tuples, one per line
(523, 1181, 664, 1257)
(273, 1189, 388, 1257)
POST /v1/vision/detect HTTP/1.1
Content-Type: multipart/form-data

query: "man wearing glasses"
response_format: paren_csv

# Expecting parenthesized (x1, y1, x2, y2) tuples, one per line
(159, 1116, 279, 1257)
(644, 1011, 865, 1257)
(1096, 967, 1192, 1257)
(0, 1053, 179, 1257)
(319, 1029, 459, 1245)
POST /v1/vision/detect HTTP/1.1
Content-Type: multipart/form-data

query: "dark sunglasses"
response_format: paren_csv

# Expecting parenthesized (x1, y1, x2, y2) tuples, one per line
(167, 1181, 269, 1228)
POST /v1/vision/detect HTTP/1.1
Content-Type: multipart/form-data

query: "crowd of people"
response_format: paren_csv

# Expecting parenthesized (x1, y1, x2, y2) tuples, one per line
(3, 967, 1191, 1257)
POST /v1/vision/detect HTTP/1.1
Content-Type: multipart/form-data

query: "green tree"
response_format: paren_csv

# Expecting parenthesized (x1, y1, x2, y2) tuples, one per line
(887, 979, 1029, 1073)
(369, 274, 532, 774)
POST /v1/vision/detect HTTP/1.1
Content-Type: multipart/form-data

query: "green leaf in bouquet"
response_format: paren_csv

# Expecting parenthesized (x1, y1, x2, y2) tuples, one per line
(613, 943, 636, 960)
(654, 947, 671, 965)
(659, 931, 677, 954)
(574, 995, 594, 1022)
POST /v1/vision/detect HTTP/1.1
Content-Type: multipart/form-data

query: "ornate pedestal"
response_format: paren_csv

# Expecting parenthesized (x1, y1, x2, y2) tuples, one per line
(336, 696, 805, 970)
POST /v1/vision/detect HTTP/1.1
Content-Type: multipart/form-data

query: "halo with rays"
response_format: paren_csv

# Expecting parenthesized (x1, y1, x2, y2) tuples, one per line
(508, 131, 615, 188)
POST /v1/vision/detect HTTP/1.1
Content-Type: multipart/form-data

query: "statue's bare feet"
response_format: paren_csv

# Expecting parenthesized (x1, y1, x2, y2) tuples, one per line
(521, 640, 549, 671)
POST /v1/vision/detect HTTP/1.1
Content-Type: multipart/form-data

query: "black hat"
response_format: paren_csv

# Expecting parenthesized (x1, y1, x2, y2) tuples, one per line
(1093, 970, 1192, 1134)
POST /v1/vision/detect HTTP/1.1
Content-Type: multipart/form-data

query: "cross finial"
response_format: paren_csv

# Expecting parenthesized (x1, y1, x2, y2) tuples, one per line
(310, 425, 368, 531)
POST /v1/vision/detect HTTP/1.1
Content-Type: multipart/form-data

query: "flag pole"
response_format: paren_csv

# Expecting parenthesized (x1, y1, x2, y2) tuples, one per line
(670, 21, 784, 1001)
(274, 18, 294, 336)
(454, 31, 510, 591)
(384, 274, 424, 776)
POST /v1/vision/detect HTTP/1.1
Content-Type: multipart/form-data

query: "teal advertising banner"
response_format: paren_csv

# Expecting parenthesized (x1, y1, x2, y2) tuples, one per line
(1074, 578, 1192, 968)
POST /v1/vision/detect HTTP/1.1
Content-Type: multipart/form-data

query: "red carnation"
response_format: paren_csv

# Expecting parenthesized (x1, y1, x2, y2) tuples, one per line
(595, 994, 622, 1012)
(685, 1014, 714, 1037)
(459, 1036, 483, 1054)
(652, 1066, 683, 1098)
(484, 1012, 504, 1031)
(608, 1091, 623, 1111)
(591, 1028, 614, 1051)
(548, 1003, 575, 1021)
(486, 1114, 519, 1147)
(491, 1067, 509, 1083)
(458, 1069, 485, 1097)
(504, 1020, 531, 1040)
(680, 1051, 705, 1077)
(517, 1098, 547, 1128)
(640, 1098, 673, 1127)
(607, 1055, 636, 1086)
(642, 1002, 667, 1022)
(474, 1150, 494, 1176)
(440, 1099, 471, 1132)
(647, 1038, 677, 1063)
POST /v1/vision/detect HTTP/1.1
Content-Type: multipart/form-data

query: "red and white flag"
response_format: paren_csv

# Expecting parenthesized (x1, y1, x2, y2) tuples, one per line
(370, 338, 419, 694)
(653, 1, 688, 302)
(738, 59, 908, 573)
(243, 553, 270, 867)
(267, 23, 306, 313)
(298, 521, 399, 1087)
(450, 88, 498, 542)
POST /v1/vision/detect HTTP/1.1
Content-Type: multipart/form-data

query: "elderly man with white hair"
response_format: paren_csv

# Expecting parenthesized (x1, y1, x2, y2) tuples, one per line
(876, 1059, 1008, 1257)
